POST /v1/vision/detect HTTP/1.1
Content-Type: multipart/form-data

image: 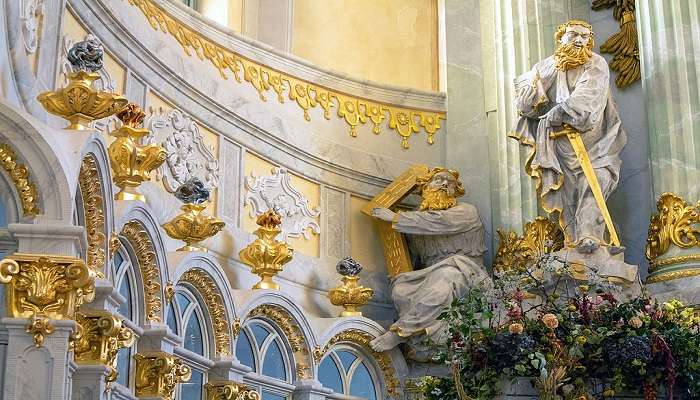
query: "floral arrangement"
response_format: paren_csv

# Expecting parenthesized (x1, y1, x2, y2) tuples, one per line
(421, 255, 700, 400)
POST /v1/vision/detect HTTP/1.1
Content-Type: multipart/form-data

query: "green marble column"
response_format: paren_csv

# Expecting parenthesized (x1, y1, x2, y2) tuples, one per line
(637, 0, 700, 201)
(482, 0, 589, 236)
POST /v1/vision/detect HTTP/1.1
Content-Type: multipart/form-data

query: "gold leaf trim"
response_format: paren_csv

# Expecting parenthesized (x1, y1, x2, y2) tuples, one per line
(592, 0, 640, 88)
(180, 269, 231, 356)
(126, 0, 445, 149)
(121, 221, 163, 323)
(79, 155, 106, 278)
(247, 304, 311, 379)
(646, 266, 700, 284)
(0, 143, 40, 216)
(646, 192, 700, 270)
(315, 329, 400, 398)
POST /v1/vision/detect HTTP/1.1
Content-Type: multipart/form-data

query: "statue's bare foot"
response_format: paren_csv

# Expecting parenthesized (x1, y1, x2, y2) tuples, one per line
(370, 331, 405, 352)
(576, 237, 600, 254)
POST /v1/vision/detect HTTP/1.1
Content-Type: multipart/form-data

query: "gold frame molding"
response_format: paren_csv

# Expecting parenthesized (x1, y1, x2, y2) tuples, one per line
(0, 142, 40, 216)
(79, 155, 107, 278)
(127, 0, 445, 149)
(120, 220, 163, 323)
(179, 268, 231, 356)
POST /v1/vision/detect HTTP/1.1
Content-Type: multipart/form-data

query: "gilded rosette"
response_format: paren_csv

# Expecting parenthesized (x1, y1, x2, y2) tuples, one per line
(0, 253, 96, 346)
(37, 71, 128, 130)
(108, 104, 166, 201)
(204, 381, 261, 400)
(328, 275, 374, 317)
(239, 210, 293, 290)
(134, 351, 191, 400)
(646, 192, 700, 283)
(162, 203, 225, 252)
(74, 310, 135, 384)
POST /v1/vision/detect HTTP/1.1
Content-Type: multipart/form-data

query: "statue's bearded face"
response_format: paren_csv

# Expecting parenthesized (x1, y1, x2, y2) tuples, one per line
(555, 25, 593, 71)
(419, 171, 459, 211)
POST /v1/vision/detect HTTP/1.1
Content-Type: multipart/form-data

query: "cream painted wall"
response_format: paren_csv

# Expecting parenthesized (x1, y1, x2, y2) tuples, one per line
(349, 196, 386, 274)
(292, 0, 439, 91)
(242, 152, 321, 257)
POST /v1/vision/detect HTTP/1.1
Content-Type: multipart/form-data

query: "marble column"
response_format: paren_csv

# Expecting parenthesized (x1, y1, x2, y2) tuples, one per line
(637, 0, 700, 201)
(637, 0, 700, 298)
(481, 0, 589, 239)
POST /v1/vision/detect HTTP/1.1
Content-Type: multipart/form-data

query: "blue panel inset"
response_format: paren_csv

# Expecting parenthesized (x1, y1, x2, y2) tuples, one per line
(180, 369, 203, 399)
(117, 275, 132, 320)
(261, 391, 286, 400)
(350, 362, 377, 400)
(318, 356, 343, 394)
(250, 323, 269, 348)
(262, 340, 286, 381)
(184, 311, 204, 355)
(235, 331, 256, 370)
(175, 292, 190, 312)
(336, 350, 357, 373)
(166, 301, 178, 335)
(115, 347, 130, 388)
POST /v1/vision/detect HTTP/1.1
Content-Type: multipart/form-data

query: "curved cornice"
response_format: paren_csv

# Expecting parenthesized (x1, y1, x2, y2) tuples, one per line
(128, 0, 446, 149)
(66, 0, 444, 196)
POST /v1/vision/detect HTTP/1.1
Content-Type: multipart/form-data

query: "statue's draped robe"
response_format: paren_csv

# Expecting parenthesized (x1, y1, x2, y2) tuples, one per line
(511, 53, 626, 245)
(389, 203, 489, 346)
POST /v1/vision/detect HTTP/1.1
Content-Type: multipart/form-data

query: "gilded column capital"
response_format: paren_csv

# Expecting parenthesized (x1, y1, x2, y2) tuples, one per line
(239, 210, 293, 290)
(134, 351, 192, 400)
(74, 310, 135, 384)
(204, 381, 260, 400)
(646, 192, 700, 283)
(0, 253, 95, 345)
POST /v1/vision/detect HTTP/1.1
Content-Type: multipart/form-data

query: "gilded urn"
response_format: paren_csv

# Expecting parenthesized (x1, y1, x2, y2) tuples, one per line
(328, 257, 374, 317)
(239, 210, 294, 290)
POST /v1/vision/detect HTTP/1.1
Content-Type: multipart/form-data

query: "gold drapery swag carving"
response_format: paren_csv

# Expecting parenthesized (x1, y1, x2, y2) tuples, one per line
(79, 155, 107, 278)
(494, 217, 565, 273)
(73, 310, 135, 384)
(127, 0, 445, 149)
(314, 329, 400, 398)
(0, 253, 96, 346)
(134, 351, 192, 400)
(592, 0, 641, 88)
(646, 192, 700, 283)
(180, 269, 231, 356)
(120, 220, 163, 322)
(248, 304, 311, 380)
(0, 143, 40, 216)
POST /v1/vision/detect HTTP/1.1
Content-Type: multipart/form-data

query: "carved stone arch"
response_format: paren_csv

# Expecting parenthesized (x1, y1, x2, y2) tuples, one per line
(116, 204, 171, 325)
(241, 293, 315, 380)
(0, 100, 76, 222)
(315, 320, 407, 399)
(171, 253, 238, 357)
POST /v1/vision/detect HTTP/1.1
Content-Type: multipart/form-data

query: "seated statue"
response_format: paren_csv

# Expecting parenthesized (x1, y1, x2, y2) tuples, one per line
(369, 168, 491, 358)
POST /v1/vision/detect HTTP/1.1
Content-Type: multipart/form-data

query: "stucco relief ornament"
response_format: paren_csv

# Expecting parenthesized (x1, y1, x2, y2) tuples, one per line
(244, 167, 320, 241)
(21, 0, 44, 53)
(146, 108, 219, 193)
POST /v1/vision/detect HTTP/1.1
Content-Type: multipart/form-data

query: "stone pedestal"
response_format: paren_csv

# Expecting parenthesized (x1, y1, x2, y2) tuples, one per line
(647, 275, 700, 306)
(1, 318, 75, 400)
(72, 364, 111, 400)
(292, 380, 331, 400)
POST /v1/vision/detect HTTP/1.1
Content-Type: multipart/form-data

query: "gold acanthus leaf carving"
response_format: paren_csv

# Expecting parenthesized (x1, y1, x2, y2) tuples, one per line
(162, 203, 225, 252)
(74, 310, 135, 384)
(328, 275, 374, 317)
(120, 221, 163, 322)
(248, 304, 311, 380)
(134, 351, 191, 400)
(204, 381, 261, 400)
(79, 155, 106, 278)
(493, 217, 564, 273)
(180, 269, 231, 356)
(0, 143, 41, 216)
(315, 329, 400, 398)
(646, 192, 700, 265)
(126, 0, 445, 149)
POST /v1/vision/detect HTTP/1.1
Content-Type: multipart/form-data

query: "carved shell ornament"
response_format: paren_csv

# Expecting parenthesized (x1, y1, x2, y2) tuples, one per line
(244, 167, 320, 241)
(146, 108, 219, 193)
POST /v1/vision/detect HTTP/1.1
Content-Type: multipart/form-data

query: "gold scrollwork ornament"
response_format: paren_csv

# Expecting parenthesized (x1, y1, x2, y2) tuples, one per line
(74, 310, 135, 384)
(239, 210, 293, 290)
(180, 269, 230, 356)
(108, 103, 167, 202)
(646, 192, 700, 262)
(204, 381, 260, 400)
(494, 217, 564, 273)
(0, 143, 41, 216)
(134, 352, 191, 400)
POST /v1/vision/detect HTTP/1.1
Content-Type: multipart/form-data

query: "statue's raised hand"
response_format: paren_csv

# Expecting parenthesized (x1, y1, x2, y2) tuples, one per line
(371, 207, 396, 222)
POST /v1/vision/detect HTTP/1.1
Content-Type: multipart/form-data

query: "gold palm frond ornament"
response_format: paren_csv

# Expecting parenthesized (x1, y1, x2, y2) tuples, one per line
(592, 0, 640, 88)
(37, 35, 127, 129)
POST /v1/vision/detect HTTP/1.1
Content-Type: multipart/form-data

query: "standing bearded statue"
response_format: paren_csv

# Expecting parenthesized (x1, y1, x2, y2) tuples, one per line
(369, 168, 491, 358)
(511, 20, 639, 285)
